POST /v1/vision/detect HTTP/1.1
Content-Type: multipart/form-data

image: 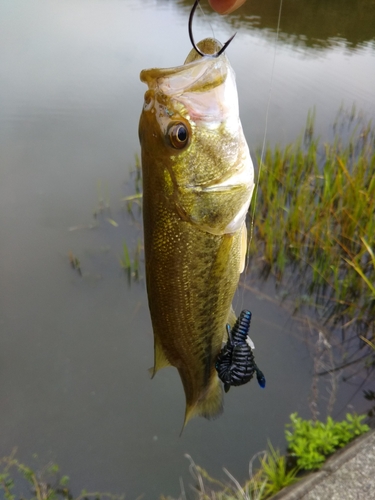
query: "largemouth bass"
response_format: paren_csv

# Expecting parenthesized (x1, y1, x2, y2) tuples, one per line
(139, 38, 254, 426)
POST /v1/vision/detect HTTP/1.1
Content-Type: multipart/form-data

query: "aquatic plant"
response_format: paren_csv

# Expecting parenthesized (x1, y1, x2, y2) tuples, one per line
(94, 179, 111, 218)
(68, 251, 82, 276)
(0, 452, 123, 500)
(122, 154, 143, 217)
(285, 411, 370, 470)
(248, 107, 375, 373)
(119, 239, 143, 283)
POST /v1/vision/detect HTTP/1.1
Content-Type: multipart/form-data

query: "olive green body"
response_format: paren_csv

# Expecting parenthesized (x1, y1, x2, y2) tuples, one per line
(139, 39, 253, 424)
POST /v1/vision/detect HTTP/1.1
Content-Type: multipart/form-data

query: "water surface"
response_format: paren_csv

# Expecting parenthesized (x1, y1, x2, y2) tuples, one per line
(0, 0, 374, 497)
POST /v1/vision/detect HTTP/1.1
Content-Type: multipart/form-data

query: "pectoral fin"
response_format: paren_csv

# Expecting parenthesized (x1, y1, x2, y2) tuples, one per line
(239, 224, 248, 273)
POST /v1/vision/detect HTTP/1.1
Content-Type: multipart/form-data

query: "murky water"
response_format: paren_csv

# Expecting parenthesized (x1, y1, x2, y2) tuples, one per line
(0, 0, 374, 497)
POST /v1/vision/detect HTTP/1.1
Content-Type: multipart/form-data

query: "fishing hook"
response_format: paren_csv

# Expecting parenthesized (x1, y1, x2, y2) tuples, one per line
(188, 0, 236, 58)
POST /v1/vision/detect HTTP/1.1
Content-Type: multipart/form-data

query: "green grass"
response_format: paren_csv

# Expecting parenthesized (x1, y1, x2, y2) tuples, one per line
(248, 107, 375, 343)
(160, 453, 267, 500)
(259, 442, 299, 497)
(0, 452, 123, 500)
(160, 444, 296, 500)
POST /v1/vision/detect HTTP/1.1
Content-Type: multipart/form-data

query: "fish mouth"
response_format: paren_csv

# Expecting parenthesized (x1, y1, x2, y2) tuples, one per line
(140, 37, 224, 83)
(140, 38, 239, 127)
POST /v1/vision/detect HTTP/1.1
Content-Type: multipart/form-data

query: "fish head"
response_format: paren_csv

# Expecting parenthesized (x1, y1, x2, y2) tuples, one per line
(139, 38, 253, 235)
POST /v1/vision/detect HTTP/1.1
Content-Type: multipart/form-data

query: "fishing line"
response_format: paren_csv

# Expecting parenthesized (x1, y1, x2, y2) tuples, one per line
(199, 1, 216, 40)
(239, 0, 284, 311)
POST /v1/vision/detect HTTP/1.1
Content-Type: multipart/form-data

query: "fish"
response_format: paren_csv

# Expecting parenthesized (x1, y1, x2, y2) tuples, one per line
(138, 38, 254, 426)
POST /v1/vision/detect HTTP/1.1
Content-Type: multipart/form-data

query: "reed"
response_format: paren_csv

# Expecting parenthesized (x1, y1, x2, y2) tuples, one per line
(248, 108, 375, 345)
(0, 452, 123, 500)
(119, 239, 143, 283)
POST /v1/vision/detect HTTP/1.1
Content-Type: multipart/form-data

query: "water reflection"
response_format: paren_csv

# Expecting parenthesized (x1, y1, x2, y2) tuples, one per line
(175, 0, 375, 49)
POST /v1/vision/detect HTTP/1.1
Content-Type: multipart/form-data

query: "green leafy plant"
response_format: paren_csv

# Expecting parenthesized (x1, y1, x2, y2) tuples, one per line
(285, 412, 370, 470)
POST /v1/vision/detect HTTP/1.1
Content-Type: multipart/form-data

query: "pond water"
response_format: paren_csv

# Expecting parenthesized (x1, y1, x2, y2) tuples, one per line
(0, 0, 374, 498)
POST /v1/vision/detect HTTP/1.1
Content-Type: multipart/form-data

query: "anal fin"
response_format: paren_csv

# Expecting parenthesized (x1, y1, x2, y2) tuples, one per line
(181, 375, 223, 433)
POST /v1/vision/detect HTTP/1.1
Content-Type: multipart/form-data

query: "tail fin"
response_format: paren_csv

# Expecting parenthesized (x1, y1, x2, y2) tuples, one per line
(181, 376, 223, 433)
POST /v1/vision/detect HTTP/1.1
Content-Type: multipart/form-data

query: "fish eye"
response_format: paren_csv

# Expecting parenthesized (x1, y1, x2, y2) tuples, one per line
(168, 122, 190, 149)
